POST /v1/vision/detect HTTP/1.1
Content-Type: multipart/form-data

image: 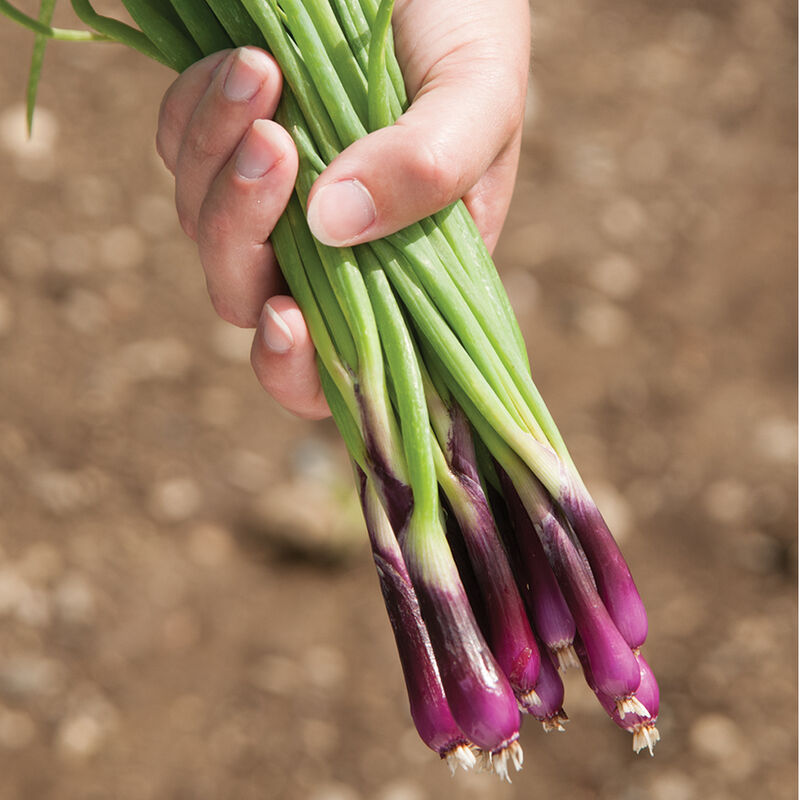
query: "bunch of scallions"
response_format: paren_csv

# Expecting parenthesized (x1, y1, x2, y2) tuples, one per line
(3, 0, 660, 780)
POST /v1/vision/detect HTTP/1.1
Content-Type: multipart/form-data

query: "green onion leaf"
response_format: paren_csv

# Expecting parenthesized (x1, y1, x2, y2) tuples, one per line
(25, 0, 56, 136)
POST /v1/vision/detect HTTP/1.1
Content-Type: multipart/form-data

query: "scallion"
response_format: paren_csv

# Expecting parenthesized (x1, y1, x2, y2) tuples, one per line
(2, 0, 660, 776)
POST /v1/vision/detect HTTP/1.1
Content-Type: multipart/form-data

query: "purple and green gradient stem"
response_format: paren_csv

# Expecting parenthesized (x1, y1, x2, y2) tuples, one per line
(402, 514, 522, 754)
(441, 474, 542, 708)
(513, 475, 644, 710)
(436, 376, 645, 711)
(558, 477, 648, 649)
(500, 471, 578, 671)
(357, 470, 473, 762)
(431, 405, 541, 708)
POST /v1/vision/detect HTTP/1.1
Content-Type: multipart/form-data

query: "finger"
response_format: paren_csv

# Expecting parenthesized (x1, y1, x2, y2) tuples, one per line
(156, 49, 231, 174)
(197, 119, 298, 328)
(462, 127, 523, 254)
(250, 296, 330, 420)
(175, 47, 283, 240)
(306, 37, 529, 247)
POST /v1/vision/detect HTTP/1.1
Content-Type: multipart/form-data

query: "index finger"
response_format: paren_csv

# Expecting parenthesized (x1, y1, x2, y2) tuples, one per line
(156, 49, 230, 174)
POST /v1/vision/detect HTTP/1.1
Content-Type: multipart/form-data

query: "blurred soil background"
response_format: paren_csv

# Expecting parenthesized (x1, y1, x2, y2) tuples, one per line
(0, 1, 796, 799)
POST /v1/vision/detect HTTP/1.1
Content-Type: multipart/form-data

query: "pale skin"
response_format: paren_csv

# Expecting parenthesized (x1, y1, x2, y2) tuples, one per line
(155, 0, 531, 419)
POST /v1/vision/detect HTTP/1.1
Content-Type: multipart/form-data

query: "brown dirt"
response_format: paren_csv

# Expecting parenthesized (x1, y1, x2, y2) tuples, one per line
(0, 2, 796, 799)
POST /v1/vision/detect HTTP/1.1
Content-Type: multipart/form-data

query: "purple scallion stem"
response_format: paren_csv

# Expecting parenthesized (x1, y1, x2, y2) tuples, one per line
(357, 469, 474, 764)
(501, 472, 579, 671)
(407, 549, 522, 754)
(440, 406, 541, 708)
(560, 478, 648, 649)
(443, 507, 489, 637)
(513, 473, 643, 708)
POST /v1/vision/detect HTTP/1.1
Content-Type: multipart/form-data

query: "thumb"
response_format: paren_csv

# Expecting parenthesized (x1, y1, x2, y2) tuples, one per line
(305, 42, 528, 247)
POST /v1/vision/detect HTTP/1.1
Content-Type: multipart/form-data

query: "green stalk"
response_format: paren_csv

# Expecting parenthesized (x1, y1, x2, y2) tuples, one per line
(318, 360, 368, 472)
(365, 295, 485, 530)
(435, 203, 529, 367)
(320, 243, 407, 487)
(416, 215, 534, 387)
(278, 0, 367, 145)
(282, 196, 359, 372)
(119, 0, 202, 70)
(359, 245, 439, 526)
(419, 215, 521, 350)
(351, 4, 556, 460)
(301, 0, 369, 123)
(282, 101, 377, 379)
(240, 0, 342, 162)
(364, 242, 508, 440)
(204, 0, 266, 47)
(270, 203, 357, 421)
(69, 0, 169, 63)
(331, 0, 403, 123)
(349, 0, 561, 462)
(330, 0, 368, 73)
(356, 0, 405, 103)
(25, 0, 56, 134)
(298, 197, 382, 390)
(350, 7, 531, 383)
(417, 364, 454, 458)
(137, 0, 189, 35)
(384, 232, 546, 438)
(282, 104, 408, 492)
(422, 337, 563, 501)
(421, 210, 573, 464)
(435, 206, 574, 464)
(1, 0, 107, 40)
(167, 0, 232, 56)
(423, 343, 539, 503)
(366, 0, 395, 131)
(371, 238, 563, 493)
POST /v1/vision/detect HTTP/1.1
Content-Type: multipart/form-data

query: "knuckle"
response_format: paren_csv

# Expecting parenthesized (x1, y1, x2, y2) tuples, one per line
(268, 386, 331, 422)
(250, 345, 329, 420)
(483, 63, 528, 136)
(295, 392, 332, 421)
(157, 89, 183, 142)
(210, 290, 257, 328)
(198, 204, 237, 249)
(154, 130, 170, 170)
(251, 350, 283, 401)
(183, 127, 227, 166)
(177, 210, 197, 242)
(155, 94, 183, 170)
(407, 142, 459, 209)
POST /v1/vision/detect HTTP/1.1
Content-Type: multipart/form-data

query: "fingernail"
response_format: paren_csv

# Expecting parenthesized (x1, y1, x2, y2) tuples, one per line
(306, 180, 376, 246)
(223, 49, 263, 102)
(263, 302, 294, 354)
(236, 121, 277, 179)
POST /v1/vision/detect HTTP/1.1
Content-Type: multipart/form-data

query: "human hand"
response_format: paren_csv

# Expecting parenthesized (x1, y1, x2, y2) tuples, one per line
(155, 0, 530, 420)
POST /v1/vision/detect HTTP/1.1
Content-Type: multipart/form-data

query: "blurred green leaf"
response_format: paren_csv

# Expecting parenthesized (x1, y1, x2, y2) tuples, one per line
(26, 0, 57, 136)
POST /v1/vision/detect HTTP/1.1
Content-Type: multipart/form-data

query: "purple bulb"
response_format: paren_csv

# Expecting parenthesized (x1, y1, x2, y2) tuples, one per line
(447, 477, 541, 707)
(515, 477, 643, 707)
(585, 646, 661, 755)
(560, 481, 648, 649)
(358, 471, 473, 763)
(501, 473, 578, 670)
(412, 575, 521, 753)
(439, 405, 541, 706)
(526, 644, 568, 733)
